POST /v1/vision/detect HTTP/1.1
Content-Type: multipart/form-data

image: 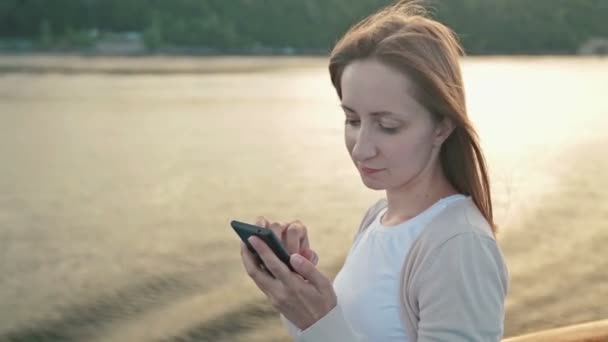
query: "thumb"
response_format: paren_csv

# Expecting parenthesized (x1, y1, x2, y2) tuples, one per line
(290, 254, 328, 289)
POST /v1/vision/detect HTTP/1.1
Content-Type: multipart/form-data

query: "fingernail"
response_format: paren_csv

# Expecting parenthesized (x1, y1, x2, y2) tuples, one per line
(248, 236, 257, 246)
(292, 254, 304, 266)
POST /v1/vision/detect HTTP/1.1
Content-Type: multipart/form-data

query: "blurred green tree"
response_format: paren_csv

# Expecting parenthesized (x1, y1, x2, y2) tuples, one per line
(0, 0, 606, 54)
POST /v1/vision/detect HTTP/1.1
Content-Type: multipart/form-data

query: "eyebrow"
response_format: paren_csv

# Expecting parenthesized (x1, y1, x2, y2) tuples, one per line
(340, 104, 400, 117)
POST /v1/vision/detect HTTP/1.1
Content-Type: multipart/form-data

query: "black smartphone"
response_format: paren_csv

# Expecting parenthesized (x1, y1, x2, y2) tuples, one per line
(230, 220, 296, 275)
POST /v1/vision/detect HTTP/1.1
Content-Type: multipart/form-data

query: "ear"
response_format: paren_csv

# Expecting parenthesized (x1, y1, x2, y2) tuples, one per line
(433, 117, 455, 147)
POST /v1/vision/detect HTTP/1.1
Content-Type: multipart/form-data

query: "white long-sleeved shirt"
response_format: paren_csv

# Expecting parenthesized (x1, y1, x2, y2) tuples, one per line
(331, 194, 467, 340)
(280, 195, 509, 342)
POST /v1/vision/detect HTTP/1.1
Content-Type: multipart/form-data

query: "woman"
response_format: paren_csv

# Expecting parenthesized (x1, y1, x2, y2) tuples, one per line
(239, 1, 509, 341)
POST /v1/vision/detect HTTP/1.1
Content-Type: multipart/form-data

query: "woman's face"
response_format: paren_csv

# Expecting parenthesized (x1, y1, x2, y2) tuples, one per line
(340, 59, 447, 191)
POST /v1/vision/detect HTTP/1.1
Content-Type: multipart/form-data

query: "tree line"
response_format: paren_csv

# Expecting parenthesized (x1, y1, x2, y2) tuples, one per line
(0, 0, 606, 54)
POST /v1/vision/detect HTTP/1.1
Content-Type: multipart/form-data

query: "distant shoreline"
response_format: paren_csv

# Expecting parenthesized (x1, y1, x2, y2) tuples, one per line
(0, 54, 328, 75)
(0, 53, 605, 76)
(0, 48, 589, 57)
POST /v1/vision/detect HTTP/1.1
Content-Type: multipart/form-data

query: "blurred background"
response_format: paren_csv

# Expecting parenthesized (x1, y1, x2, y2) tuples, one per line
(0, 1, 607, 341)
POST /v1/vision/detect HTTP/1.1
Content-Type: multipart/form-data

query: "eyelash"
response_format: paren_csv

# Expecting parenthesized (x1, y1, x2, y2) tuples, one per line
(344, 119, 399, 134)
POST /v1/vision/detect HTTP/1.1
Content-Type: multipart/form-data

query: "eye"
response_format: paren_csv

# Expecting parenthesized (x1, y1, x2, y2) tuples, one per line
(378, 120, 400, 133)
(380, 125, 400, 134)
(344, 118, 360, 126)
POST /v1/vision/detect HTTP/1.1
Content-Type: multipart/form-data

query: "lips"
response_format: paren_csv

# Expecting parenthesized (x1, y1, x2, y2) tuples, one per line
(361, 167, 384, 174)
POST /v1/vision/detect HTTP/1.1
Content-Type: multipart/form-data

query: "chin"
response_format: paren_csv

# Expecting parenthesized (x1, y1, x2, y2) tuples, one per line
(361, 177, 387, 191)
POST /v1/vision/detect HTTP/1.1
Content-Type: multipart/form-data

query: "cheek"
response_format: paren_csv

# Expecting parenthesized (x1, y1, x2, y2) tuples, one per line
(344, 127, 357, 153)
(383, 131, 434, 167)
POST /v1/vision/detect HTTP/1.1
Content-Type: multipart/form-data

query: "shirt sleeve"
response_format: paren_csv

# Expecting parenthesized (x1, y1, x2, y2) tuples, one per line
(279, 313, 301, 339)
(415, 232, 509, 342)
(279, 303, 369, 342)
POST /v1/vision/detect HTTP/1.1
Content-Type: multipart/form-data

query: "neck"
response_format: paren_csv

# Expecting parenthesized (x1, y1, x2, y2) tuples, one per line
(383, 164, 458, 225)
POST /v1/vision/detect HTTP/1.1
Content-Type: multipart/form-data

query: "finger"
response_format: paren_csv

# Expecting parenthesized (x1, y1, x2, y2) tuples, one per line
(240, 241, 262, 276)
(302, 248, 319, 266)
(285, 221, 316, 263)
(267, 221, 286, 241)
(255, 216, 269, 228)
(241, 241, 263, 265)
(284, 222, 305, 255)
(241, 240, 280, 290)
(311, 250, 319, 265)
(249, 236, 293, 284)
(289, 253, 329, 290)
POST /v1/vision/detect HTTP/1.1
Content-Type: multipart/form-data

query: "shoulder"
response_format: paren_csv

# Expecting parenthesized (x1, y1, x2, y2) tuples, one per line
(419, 196, 495, 247)
(351, 197, 389, 244)
(405, 197, 509, 284)
(408, 230, 509, 341)
(369, 197, 388, 215)
(358, 197, 388, 229)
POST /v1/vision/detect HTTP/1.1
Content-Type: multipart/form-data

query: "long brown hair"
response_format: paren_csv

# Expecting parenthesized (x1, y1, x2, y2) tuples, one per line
(329, 1, 497, 234)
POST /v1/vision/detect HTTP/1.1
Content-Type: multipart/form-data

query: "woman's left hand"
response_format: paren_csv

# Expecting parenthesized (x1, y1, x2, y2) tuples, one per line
(240, 235, 337, 331)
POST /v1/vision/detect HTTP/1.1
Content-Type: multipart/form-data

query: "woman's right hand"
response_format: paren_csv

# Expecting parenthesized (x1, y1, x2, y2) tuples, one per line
(255, 216, 319, 266)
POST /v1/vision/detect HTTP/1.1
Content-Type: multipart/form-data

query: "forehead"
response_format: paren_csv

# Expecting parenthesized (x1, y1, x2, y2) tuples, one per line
(340, 59, 420, 116)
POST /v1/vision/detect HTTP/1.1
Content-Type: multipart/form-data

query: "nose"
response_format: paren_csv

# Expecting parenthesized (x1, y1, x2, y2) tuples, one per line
(351, 124, 377, 163)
